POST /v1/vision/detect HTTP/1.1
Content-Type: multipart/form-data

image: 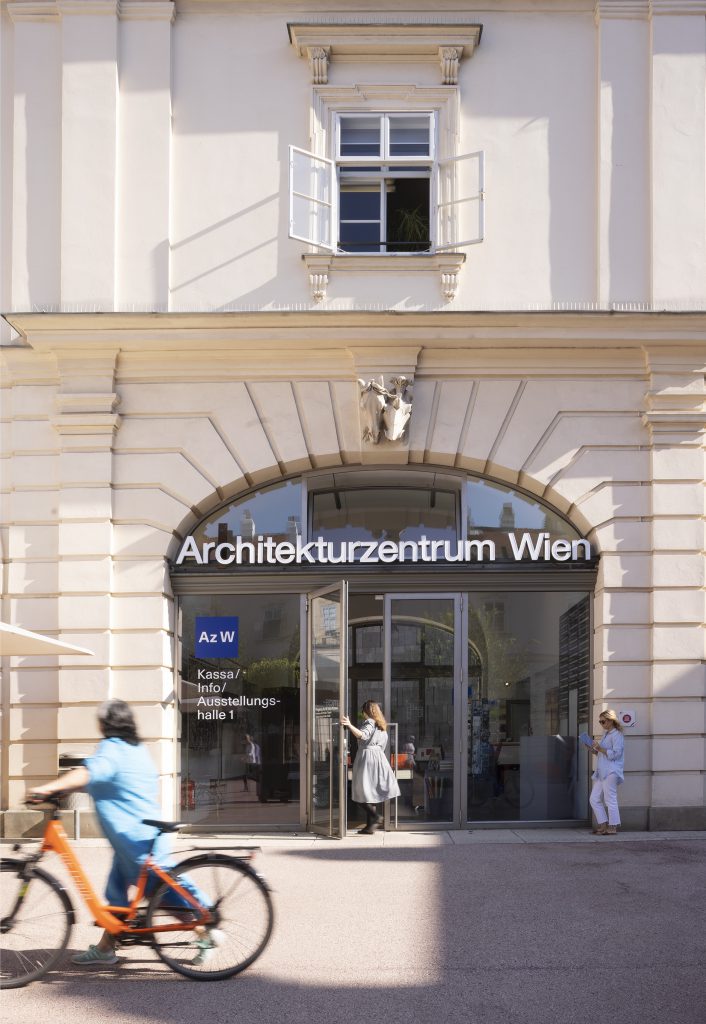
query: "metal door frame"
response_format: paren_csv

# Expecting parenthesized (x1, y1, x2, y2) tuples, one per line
(306, 580, 348, 838)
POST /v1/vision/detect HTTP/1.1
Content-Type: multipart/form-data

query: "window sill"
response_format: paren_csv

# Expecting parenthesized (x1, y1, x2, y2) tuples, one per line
(302, 252, 466, 303)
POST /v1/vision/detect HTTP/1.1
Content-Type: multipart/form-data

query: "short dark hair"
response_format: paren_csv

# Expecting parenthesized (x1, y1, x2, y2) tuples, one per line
(97, 699, 141, 746)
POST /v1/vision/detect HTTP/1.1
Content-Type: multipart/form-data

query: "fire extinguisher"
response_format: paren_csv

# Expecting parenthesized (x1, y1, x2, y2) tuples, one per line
(181, 777, 195, 810)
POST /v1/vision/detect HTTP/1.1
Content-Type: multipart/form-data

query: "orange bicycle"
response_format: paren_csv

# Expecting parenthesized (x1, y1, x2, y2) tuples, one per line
(0, 794, 274, 988)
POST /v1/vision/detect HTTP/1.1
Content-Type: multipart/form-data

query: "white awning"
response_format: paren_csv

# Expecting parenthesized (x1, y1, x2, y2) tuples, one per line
(0, 622, 94, 657)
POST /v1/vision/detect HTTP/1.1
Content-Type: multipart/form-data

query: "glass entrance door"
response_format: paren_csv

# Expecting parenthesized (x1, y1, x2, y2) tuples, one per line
(308, 582, 348, 838)
(385, 595, 460, 827)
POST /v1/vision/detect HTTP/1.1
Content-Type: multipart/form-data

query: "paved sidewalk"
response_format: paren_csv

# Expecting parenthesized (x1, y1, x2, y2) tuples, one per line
(4, 830, 706, 1024)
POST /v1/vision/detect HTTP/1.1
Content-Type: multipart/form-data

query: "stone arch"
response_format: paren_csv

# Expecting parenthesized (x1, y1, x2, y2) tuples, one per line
(166, 459, 598, 565)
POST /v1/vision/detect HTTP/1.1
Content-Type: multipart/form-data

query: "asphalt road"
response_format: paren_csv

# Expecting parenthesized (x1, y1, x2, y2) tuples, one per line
(3, 832, 706, 1024)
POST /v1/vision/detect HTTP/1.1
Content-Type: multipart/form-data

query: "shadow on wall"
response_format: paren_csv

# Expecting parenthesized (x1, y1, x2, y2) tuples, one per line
(167, 12, 600, 309)
(169, 13, 309, 309)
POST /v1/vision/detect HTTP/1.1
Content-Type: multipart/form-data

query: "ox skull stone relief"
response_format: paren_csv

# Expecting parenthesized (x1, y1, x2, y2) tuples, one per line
(358, 376, 414, 444)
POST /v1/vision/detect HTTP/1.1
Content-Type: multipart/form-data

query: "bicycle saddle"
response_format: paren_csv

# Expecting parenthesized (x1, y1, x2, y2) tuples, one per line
(142, 819, 183, 833)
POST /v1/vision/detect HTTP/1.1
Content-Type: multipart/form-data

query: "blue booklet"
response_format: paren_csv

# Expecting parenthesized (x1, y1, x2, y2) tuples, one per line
(579, 732, 594, 749)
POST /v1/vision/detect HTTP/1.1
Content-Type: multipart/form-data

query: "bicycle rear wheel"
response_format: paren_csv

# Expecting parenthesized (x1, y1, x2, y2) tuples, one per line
(146, 854, 273, 981)
(0, 861, 73, 989)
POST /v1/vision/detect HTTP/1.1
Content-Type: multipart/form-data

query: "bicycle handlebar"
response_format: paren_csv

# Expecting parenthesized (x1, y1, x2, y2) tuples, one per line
(24, 792, 65, 807)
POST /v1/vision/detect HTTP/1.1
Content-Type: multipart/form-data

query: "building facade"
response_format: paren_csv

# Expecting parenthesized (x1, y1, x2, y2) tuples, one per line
(1, 0, 705, 835)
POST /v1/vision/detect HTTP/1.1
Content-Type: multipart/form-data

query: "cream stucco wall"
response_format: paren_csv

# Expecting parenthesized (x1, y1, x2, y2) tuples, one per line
(1, 312, 704, 830)
(0, 0, 704, 832)
(1, 0, 705, 329)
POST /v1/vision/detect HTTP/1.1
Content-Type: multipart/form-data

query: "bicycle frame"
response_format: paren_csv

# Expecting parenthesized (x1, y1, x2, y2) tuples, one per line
(39, 815, 211, 937)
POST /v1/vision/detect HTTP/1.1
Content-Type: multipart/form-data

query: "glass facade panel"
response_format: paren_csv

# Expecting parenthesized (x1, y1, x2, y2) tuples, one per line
(390, 598, 455, 824)
(180, 594, 300, 827)
(311, 487, 456, 553)
(466, 478, 582, 558)
(191, 480, 302, 564)
(346, 595, 456, 828)
(466, 592, 590, 822)
(177, 471, 594, 832)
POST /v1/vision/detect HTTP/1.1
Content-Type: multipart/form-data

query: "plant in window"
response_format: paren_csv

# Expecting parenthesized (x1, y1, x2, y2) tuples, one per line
(393, 204, 430, 249)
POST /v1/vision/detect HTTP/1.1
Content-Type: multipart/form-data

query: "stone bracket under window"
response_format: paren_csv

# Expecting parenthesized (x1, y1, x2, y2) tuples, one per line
(302, 252, 466, 303)
(288, 22, 482, 86)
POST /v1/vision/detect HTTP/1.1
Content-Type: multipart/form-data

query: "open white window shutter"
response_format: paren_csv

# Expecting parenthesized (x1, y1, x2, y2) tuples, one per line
(435, 150, 485, 251)
(288, 145, 336, 252)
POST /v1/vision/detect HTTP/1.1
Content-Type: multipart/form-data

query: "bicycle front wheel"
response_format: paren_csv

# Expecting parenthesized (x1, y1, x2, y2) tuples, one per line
(146, 854, 273, 981)
(0, 861, 73, 989)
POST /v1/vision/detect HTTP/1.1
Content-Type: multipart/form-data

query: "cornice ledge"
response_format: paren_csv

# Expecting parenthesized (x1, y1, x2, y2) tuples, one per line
(650, 0, 706, 12)
(595, 0, 650, 18)
(6, 1, 60, 22)
(7, 0, 174, 19)
(288, 22, 481, 85)
(597, 0, 706, 15)
(55, 392, 121, 415)
(56, 0, 118, 15)
(119, 1, 175, 20)
(51, 412, 122, 435)
(313, 82, 456, 108)
(641, 409, 706, 430)
(303, 252, 466, 304)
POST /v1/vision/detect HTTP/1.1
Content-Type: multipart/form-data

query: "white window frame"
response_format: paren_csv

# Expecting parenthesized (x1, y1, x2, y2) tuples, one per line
(335, 111, 436, 254)
(288, 146, 337, 252)
(290, 85, 482, 301)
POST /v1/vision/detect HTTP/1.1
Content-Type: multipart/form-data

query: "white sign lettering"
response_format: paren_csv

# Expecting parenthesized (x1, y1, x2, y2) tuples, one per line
(175, 532, 592, 566)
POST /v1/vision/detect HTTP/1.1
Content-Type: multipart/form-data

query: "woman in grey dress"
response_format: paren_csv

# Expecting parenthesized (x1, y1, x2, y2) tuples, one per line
(341, 701, 401, 834)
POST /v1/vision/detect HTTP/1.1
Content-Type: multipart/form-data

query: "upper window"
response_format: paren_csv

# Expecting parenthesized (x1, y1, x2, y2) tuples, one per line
(336, 113, 434, 254)
(288, 86, 484, 262)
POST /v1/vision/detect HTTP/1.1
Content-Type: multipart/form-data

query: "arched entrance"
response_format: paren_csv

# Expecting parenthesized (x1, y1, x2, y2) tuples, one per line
(171, 467, 597, 835)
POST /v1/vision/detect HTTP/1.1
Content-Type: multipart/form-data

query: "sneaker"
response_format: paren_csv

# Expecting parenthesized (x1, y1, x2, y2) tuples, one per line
(71, 944, 118, 966)
(191, 928, 226, 966)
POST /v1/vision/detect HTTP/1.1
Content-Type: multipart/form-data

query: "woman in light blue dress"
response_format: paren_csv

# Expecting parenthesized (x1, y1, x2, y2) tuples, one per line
(341, 701, 401, 834)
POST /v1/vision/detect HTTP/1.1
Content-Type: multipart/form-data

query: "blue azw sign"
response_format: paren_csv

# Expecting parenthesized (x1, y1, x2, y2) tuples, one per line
(195, 616, 239, 658)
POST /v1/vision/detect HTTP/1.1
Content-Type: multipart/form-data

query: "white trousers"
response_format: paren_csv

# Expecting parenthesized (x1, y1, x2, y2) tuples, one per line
(590, 775, 621, 826)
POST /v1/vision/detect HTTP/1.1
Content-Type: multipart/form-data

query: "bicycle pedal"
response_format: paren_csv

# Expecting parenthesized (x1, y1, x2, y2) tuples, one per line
(118, 934, 151, 947)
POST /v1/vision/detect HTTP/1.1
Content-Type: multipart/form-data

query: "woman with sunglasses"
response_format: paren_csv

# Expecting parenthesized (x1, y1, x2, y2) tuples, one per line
(341, 701, 401, 834)
(589, 709, 625, 835)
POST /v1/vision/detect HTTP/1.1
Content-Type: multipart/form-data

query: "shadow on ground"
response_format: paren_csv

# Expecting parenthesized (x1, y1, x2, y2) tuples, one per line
(6, 840, 706, 1024)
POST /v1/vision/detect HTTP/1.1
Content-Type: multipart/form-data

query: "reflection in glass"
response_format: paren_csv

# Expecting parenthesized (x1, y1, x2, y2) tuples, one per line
(466, 478, 582, 558)
(311, 487, 456, 552)
(466, 592, 590, 822)
(390, 599, 455, 824)
(180, 595, 300, 827)
(388, 115, 431, 157)
(191, 480, 302, 565)
(339, 116, 381, 157)
(348, 596, 457, 827)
